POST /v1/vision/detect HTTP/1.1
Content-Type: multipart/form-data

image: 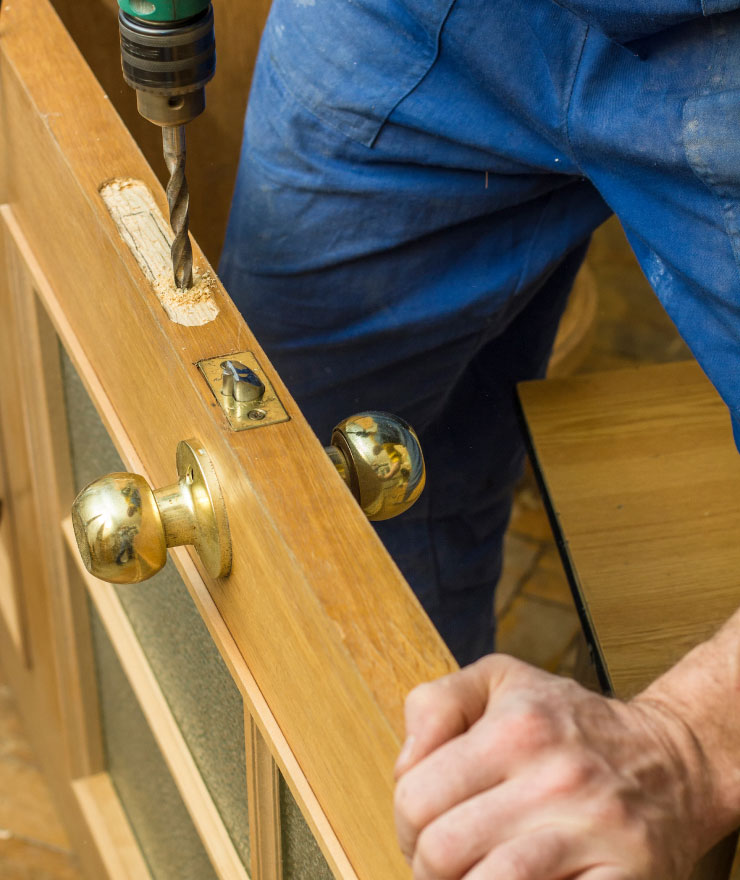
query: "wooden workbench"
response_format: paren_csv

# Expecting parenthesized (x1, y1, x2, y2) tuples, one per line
(519, 359, 740, 878)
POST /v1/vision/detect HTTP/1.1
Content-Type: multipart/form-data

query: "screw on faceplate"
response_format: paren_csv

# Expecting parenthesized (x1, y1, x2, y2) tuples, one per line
(247, 409, 267, 421)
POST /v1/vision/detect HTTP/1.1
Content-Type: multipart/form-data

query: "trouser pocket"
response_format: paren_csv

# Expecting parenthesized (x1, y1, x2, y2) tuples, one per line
(260, 0, 457, 147)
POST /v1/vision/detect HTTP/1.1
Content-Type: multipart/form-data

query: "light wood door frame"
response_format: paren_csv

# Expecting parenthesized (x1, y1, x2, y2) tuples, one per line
(0, 1, 456, 877)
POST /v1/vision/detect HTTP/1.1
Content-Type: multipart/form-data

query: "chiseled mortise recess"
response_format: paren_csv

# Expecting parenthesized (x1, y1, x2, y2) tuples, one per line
(99, 178, 219, 326)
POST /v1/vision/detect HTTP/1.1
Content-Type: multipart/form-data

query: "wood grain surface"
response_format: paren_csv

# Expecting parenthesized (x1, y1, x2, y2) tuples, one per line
(519, 361, 740, 699)
(0, 2, 456, 877)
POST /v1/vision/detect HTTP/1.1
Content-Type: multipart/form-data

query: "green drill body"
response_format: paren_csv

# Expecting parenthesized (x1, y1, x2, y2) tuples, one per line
(117, 0, 215, 289)
(117, 0, 209, 23)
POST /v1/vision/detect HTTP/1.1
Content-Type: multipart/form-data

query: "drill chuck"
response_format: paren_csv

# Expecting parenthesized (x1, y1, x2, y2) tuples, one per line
(118, 5, 215, 127)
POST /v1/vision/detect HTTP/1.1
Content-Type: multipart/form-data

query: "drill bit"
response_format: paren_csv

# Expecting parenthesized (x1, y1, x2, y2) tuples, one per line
(162, 125, 193, 289)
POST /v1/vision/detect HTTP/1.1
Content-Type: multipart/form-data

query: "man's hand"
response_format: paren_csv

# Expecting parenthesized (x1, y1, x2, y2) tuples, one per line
(394, 654, 722, 880)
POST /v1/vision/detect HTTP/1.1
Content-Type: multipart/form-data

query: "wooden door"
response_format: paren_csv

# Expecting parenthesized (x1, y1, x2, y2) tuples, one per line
(0, 2, 456, 878)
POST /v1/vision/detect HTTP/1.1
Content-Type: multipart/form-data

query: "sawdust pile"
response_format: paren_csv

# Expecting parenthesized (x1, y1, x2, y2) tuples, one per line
(154, 268, 220, 326)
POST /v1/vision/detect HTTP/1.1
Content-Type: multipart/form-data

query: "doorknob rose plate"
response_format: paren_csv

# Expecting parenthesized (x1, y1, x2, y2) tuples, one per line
(71, 439, 231, 584)
(173, 440, 231, 579)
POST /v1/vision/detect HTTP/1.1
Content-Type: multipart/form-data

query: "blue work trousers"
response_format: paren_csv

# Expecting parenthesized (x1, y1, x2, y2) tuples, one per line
(220, 0, 740, 665)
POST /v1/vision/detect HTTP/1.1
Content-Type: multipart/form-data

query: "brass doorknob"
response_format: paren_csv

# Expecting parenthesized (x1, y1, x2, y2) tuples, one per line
(71, 439, 231, 584)
(326, 412, 425, 521)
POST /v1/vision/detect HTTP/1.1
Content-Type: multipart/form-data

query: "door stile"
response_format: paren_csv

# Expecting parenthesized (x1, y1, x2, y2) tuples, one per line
(0, 453, 25, 657)
(1, 208, 105, 779)
(0, 208, 117, 880)
(0, 271, 31, 665)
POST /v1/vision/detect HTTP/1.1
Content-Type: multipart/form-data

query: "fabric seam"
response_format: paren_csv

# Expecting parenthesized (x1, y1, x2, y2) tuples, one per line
(563, 23, 589, 173)
(511, 191, 554, 300)
(369, 0, 458, 148)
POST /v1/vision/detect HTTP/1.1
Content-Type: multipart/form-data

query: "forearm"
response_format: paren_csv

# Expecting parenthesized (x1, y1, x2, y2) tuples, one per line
(637, 605, 740, 851)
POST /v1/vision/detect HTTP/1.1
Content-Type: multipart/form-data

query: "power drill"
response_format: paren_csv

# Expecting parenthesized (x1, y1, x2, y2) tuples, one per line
(117, 0, 216, 290)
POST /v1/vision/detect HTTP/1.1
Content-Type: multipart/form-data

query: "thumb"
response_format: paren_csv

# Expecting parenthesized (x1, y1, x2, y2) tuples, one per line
(394, 654, 511, 778)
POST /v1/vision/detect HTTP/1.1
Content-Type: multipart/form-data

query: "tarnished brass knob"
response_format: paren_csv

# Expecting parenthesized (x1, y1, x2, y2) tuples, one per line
(326, 412, 425, 521)
(71, 439, 231, 584)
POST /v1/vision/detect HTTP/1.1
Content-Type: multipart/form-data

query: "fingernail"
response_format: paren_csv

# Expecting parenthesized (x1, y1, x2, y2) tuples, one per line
(395, 735, 416, 775)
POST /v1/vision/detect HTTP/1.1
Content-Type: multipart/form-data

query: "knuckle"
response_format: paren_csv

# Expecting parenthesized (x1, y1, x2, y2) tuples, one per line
(414, 823, 460, 879)
(502, 704, 557, 752)
(492, 846, 535, 880)
(542, 753, 597, 795)
(405, 680, 444, 717)
(393, 775, 425, 834)
(492, 832, 564, 880)
(479, 652, 518, 678)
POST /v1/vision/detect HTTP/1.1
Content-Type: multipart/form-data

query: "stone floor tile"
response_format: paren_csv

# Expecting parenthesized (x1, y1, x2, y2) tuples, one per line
(495, 532, 541, 617)
(0, 835, 83, 880)
(555, 634, 580, 680)
(0, 756, 72, 851)
(0, 684, 71, 853)
(0, 686, 35, 766)
(496, 595, 582, 673)
(521, 543, 575, 608)
(508, 483, 554, 543)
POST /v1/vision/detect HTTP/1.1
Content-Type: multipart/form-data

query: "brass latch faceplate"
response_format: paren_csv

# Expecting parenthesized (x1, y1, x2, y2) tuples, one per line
(197, 351, 290, 431)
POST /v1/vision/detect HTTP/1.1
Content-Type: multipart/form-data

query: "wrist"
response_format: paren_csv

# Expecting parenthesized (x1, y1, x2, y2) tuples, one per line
(635, 638, 740, 855)
(629, 691, 719, 861)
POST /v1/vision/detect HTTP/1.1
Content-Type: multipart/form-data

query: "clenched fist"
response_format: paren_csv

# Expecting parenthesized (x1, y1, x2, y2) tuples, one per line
(394, 654, 728, 880)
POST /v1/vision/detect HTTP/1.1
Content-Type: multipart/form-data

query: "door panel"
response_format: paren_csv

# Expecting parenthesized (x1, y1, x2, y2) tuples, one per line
(278, 775, 335, 880)
(90, 607, 218, 880)
(0, 2, 457, 878)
